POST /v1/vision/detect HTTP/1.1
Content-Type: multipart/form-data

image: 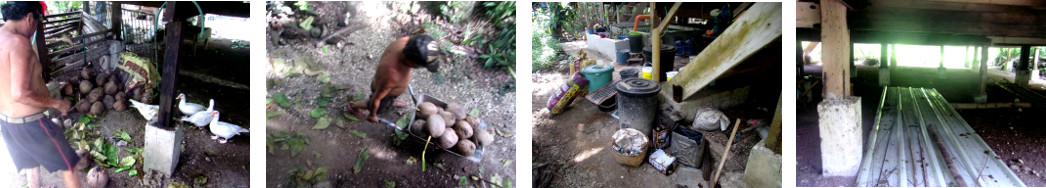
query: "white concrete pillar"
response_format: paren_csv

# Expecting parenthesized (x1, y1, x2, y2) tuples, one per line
(817, 97, 862, 176)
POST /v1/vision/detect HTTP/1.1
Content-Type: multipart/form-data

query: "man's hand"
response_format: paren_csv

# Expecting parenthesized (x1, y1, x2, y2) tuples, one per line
(54, 99, 70, 116)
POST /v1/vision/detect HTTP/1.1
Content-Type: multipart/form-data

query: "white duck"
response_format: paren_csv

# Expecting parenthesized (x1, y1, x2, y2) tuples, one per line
(177, 93, 206, 116)
(181, 99, 215, 127)
(128, 99, 158, 121)
(209, 111, 248, 144)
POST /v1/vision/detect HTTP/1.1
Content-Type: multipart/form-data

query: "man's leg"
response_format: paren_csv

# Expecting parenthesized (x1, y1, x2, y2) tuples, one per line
(26, 167, 39, 188)
(62, 170, 81, 188)
(348, 100, 369, 117)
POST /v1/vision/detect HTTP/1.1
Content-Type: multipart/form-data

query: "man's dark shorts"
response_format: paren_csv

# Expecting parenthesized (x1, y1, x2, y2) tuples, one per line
(370, 86, 400, 114)
(1, 114, 79, 172)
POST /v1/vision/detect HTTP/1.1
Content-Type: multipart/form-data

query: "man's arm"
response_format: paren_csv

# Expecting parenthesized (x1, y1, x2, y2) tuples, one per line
(367, 86, 392, 123)
(9, 42, 66, 114)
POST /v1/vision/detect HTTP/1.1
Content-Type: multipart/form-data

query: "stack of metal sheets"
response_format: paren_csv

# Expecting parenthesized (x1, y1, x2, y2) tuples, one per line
(855, 87, 1025, 187)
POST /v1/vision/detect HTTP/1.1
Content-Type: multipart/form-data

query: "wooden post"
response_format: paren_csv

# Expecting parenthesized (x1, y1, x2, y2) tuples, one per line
(1034, 47, 1039, 79)
(821, 0, 851, 97)
(35, 11, 50, 82)
(766, 96, 781, 154)
(651, 2, 660, 82)
(890, 44, 897, 67)
(83, 1, 90, 14)
(979, 45, 988, 96)
(939, 45, 945, 68)
(153, 1, 181, 129)
(880, 43, 889, 69)
(110, 2, 122, 40)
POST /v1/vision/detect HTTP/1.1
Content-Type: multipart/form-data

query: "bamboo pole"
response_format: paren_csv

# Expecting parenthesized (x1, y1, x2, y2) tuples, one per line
(710, 119, 742, 187)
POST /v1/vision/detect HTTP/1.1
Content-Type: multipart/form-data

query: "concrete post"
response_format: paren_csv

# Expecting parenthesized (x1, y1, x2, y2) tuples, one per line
(879, 43, 890, 86)
(1016, 45, 1031, 87)
(143, 121, 184, 176)
(817, 97, 862, 176)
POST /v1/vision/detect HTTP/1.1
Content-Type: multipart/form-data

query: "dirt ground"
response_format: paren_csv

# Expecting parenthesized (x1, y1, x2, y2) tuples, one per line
(796, 64, 1046, 186)
(531, 41, 759, 188)
(265, 2, 516, 187)
(0, 37, 252, 187)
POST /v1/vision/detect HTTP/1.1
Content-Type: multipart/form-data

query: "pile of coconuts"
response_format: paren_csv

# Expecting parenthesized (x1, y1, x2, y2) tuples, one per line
(62, 67, 137, 116)
(410, 102, 494, 157)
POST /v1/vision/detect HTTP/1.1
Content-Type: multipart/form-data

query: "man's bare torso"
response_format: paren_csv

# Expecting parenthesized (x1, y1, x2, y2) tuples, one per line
(0, 30, 49, 117)
(372, 37, 412, 96)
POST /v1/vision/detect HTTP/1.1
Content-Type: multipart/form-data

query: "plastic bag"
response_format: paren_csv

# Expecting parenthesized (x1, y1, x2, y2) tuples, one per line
(547, 73, 588, 115)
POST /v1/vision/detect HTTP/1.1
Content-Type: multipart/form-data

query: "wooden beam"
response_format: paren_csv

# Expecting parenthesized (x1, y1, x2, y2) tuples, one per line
(666, 2, 782, 101)
(153, 1, 181, 129)
(655, 2, 682, 32)
(823, 0, 850, 97)
(849, 8, 1046, 38)
(925, 0, 1046, 7)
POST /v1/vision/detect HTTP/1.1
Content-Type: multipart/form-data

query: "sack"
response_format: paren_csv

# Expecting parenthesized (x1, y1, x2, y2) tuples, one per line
(547, 73, 589, 115)
(692, 107, 729, 131)
(116, 52, 161, 93)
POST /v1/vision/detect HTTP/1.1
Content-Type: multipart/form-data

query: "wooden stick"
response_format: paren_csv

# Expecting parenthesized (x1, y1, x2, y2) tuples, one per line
(710, 118, 742, 187)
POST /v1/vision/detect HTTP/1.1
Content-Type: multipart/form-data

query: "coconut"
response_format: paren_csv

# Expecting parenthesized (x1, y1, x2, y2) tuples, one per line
(86, 166, 108, 188)
(446, 103, 466, 120)
(417, 102, 439, 119)
(80, 68, 91, 80)
(115, 91, 126, 102)
(465, 116, 480, 129)
(75, 149, 90, 170)
(79, 80, 93, 93)
(63, 83, 74, 96)
(455, 139, 476, 156)
(454, 121, 473, 138)
(437, 129, 458, 149)
(63, 118, 73, 128)
(107, 74, 118, 85)
(411, 119, 428, 137)
(439, 110, 455, 127)
(104, 82, 118, 95)
(425, 115, 445, 137)
(95, 72, 108, 86)
(103, 95, 115, 109)
(140, 93, 152, 104)
(132, 87, 143, 101)
(113, 100, 127, 111)
(87, 88, 103, 103)
(76, 100, 91, 113)
(474, 128, 493, 146)
(89, 101, 104, 115)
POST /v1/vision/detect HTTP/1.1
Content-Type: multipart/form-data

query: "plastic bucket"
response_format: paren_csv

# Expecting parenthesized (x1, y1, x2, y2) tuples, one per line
(617, 49, 630, 64)
(667, 71, 678, 81)
(641, 66, 653, 80)
(615, 78, 662, 136)
(581, 64, 614, 92)
(620, 68, 639, 80)
(587, 27, 595, 34)
(628, 32, 643, 53)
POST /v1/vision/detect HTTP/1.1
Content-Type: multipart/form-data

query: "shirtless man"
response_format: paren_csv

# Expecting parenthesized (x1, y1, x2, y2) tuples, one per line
(348, 35, 440, 123)
(0, 2, 80, 188)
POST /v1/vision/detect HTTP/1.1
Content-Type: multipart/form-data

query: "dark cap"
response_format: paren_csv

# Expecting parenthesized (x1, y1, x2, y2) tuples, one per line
(404, 35, 440, 72)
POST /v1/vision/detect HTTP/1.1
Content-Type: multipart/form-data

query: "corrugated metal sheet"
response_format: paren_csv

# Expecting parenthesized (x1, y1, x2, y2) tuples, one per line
(855, 87, 1025, 187)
